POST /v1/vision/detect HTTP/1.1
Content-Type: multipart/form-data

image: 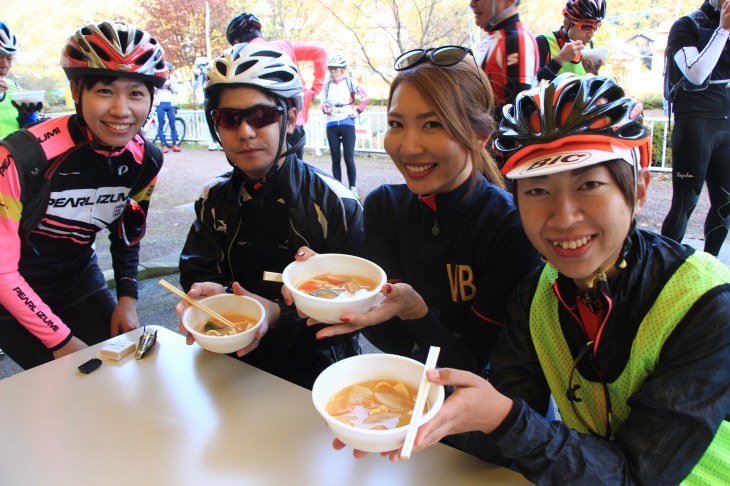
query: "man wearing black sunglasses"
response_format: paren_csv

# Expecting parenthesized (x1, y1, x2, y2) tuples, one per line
(177, 44, 364, 390)
(535, 0, 606, 82)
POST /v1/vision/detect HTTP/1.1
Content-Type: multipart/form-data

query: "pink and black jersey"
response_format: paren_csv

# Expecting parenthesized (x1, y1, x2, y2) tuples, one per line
(0, 115, 161, 349)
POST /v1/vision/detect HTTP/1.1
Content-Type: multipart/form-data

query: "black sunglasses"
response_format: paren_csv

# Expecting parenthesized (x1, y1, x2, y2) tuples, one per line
(394, 45, 474, 71)
(566, 341, 613, 439)
(210, 105, 284, 130)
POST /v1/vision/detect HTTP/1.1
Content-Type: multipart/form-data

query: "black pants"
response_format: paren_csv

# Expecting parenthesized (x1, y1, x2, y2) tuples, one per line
(662, 118, 730, 256)
(326, 124, 357, 187)
(0, 289, 116, 370)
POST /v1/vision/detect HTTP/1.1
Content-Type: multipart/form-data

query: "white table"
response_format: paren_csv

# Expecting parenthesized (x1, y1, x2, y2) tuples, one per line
(0, 326, 532, 486)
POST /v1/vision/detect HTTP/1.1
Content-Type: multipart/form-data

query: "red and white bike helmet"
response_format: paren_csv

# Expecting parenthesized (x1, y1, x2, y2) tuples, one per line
(61, 21, 168, 88)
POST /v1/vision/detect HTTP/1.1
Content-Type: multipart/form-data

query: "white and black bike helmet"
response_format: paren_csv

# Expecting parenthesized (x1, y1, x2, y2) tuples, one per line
(205, 43, 303, 110)
(204, 43, 304, 169)
(0, 21, 19, 56)
(327, 53, 347, 68)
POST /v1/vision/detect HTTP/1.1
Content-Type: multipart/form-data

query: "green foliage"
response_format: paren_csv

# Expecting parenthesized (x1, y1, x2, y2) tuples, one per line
(639, 92, 665, 110)
(651, 120, 672, 168)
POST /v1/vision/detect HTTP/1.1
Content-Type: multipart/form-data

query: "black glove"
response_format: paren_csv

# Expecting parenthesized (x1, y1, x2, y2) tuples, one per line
(11, 100, 43, 116)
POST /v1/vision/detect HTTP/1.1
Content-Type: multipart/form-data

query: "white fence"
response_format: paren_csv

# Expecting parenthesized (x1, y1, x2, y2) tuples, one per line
(173, 111, 674, 172)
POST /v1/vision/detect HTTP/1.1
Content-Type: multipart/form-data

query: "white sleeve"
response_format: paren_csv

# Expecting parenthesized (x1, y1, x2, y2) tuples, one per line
(674, 27, 730, 85)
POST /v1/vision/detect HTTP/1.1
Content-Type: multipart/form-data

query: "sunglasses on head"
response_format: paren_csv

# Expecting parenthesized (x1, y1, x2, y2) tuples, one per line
(394, 45, 474, 71)
(210, 105, 284, 130)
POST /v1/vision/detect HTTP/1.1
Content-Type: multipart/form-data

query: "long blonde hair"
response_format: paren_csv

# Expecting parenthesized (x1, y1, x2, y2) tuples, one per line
(387, 55, 505, 190)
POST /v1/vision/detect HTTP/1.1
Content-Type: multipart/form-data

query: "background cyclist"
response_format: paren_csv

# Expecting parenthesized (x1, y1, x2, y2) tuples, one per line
(154, 61, 181, 153)
(535, 0, 607, 81)
(661, 0, 730, 257)
(321, 53, 370, 198)
(0, 21, 42, 138)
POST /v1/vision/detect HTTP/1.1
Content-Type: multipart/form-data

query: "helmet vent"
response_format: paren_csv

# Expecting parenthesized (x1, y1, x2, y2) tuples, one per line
(215, 60, 229, 77)
(234, 60, 257, 76)
(66, 45, 86, 61)
(261, 71, 295, 83)
(89, 41, 112, 62)
(135, 50, 153, 66)
(118, 31, 130, 51)
(257, 50, 284, 60)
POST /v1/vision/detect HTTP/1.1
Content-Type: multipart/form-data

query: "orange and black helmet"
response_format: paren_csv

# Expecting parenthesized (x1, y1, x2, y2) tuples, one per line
(564, 0, 606, 23)
(61, 21, 168, 88)
(494, 73, 651, 180)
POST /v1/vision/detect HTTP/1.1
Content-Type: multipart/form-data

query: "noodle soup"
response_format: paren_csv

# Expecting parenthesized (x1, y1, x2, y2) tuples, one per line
(326, 379, 430, 430)
(197, 314, 257, 336)
(297, 273, 378, 300)
(181, 294, 265, 354)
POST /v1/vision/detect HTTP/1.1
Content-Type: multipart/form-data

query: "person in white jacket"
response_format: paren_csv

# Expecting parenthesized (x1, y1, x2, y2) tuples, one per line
(321, 53, 370, 197)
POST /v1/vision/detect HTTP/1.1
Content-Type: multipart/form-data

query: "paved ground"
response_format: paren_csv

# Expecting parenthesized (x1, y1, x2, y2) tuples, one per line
(1, 142, 726, 379)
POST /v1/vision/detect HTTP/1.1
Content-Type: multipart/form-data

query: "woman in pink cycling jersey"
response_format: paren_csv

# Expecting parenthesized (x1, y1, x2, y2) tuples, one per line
(0, 21, 168, 369)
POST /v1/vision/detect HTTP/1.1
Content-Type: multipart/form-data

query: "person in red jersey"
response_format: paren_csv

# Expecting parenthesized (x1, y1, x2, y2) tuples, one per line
(471, 0, 538, 122)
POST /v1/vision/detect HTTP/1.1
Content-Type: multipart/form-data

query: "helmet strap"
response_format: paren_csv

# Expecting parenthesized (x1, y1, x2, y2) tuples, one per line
(274, 97, 304, 161)
(488, 1, 518, 28)
(584, 219, 634, 289)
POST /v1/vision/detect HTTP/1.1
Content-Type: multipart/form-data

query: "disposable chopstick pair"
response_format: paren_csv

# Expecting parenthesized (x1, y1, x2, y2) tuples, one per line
(262, 271, 283, 282)
(400, 345, 441, 460)
(157, 279, 237, 329)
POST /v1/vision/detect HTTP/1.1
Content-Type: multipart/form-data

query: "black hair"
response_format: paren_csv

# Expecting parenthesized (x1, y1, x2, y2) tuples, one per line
(232, 27, 262, 45)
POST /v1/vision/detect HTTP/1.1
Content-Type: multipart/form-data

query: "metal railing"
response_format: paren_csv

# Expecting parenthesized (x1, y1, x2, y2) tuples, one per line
(154, 111, 675, 172)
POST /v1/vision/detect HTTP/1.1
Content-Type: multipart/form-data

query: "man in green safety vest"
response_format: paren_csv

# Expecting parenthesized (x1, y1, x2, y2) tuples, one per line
(535, 0, 606, 81)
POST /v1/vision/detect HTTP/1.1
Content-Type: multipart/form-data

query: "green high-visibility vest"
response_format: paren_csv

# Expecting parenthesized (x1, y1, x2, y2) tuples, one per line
(0, 80, 21, 139)
(530, 252, 730, 484)
(544, 32, 587, 77)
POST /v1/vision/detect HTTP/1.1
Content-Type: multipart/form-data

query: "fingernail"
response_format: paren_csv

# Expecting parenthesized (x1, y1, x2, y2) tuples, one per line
(340, 317, 349, 323)
(283, 296, 290, 305)
(296, 251, 305, 257)
(383, 284, 392, 295)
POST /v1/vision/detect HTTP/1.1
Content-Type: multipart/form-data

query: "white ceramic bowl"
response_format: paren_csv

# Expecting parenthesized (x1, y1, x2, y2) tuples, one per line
(181, 294, 265, 354)
(312, 354, 445, 453)
(581, 47, 609, 62)
(10, 90, 45, 105)
(282, 253, 387, 324)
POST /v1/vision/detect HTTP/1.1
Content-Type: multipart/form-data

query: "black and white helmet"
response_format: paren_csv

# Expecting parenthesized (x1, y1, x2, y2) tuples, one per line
(205, 43, 303, 111)
(0, 21, 19, 56)
(327, 53, 347, 68)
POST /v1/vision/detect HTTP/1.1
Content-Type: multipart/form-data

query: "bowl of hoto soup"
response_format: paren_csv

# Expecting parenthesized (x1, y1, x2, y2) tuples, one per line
(312, 354, 445, 453)
(282, 253, 387, 324)
(181, 294, 265, 354)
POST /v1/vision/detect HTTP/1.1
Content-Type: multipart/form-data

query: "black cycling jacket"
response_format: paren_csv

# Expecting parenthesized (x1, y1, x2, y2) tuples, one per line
(179, 154, 364, 388)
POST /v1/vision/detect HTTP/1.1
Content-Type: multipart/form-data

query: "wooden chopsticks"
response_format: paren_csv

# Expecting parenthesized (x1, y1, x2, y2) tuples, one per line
(157, 279, 236, 329)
